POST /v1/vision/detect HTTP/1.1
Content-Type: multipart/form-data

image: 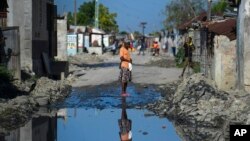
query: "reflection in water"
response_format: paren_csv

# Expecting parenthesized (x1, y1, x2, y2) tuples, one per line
(118, 97, 132, 141)
(0, 106, 181, 141)
(0, 111, 57, 141)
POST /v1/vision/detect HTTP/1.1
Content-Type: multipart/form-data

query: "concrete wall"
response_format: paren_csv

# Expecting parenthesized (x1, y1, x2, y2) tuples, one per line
(7, 0, 57, 75)
(214, 35, 236, 91)
(57, 18, 68, 61)
(238, 0, 250, 92)
(2, 27, 21, 79)
(20, 121, 32, 141)
(7, 0, 33, 70)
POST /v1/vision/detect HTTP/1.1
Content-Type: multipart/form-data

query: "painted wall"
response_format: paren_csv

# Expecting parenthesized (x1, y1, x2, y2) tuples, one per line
(214, 35, 236, 91)
(238, 0, 250, 92)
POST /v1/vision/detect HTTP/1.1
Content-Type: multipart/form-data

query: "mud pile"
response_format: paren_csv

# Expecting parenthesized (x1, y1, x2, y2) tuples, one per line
(0, 77, 71, 130)
(147, 73, 250, 141)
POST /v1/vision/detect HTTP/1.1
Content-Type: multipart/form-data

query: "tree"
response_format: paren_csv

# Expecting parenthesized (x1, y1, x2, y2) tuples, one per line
(133, 31, 141, 39)
(67, 12, 74, 25)
(164, 0, 205, 29)
(119, 31, 128, 35)
(211, 0, 228, 15)
(67, 1, 119, 33)
(99, 4, 119, 33)
(76, 1, 95, 26)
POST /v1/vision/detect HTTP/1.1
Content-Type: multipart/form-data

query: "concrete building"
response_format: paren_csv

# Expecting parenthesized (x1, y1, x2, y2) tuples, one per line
(7, 0, 57, 75)
(3, 116, 57, 141)
(0, 0, 8, 27)
(57, 15, 68, 61)
(178, 12, 238, 91)
(237, 0, 250, 92)
(214, 35, 236, 90)
(204, 19, 237, 91)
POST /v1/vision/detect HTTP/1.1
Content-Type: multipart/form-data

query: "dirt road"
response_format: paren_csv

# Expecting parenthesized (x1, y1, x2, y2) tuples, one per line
(71, 52, 182, 87)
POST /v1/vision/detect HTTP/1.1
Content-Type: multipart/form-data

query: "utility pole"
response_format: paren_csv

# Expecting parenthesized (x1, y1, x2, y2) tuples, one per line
(207, 0, 212, 21)
(95, 0, 99, 28)
(140, 22, 147, 36)
(74, 0, 77, 25)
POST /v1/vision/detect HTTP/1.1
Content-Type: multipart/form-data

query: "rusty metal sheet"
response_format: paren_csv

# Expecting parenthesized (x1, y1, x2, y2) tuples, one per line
(203, 19, 236, 40)
(178, 12, 207, 30)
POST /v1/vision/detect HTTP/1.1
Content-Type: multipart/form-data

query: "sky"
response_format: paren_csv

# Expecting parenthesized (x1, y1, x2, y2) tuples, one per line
(55, 0, 171, 33)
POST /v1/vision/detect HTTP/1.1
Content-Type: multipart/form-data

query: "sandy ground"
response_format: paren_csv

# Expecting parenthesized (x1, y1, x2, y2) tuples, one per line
(72, 51, 182, 87)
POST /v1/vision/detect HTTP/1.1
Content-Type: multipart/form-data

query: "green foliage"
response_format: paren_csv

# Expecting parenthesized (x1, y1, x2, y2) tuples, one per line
(0, 65, 13, 82)
(211, 0, 228, 15)
(164, 0, 205, 29)
(67, 12, 74, 25)
(99, 4, 119, 33)
(149, 31, 160, 37)
(77, 1, 95, 26)
(69, 1, 119, 33)
(175, 47, 185, 67)
(119, 31, 128, 35)
(192, 62, 201, 73)
(175, 48, 200, 73)
(133, 31, 142, 39)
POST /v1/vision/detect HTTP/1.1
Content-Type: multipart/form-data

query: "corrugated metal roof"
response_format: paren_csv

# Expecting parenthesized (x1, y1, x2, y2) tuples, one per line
(178, 12, 207, 30)
(203, 18, 236, 41)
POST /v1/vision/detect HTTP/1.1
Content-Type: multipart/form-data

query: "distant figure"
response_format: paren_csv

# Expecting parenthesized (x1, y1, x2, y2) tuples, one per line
(0, 28, 6, 65)
(112, 39, 119, 55)
(118, 97, 132, 141)
(152, 41, 159, 56)
(119, 40, 132, 95)
(137, 37, 145, 56)
(180, 37, 195, 78)
(172, 37, 177, 57)
(167, 36, 174, 56)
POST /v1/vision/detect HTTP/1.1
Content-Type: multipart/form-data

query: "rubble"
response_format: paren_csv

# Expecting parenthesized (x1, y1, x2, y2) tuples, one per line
(147, 73, 250, 141)
(0, 76, 71, 130)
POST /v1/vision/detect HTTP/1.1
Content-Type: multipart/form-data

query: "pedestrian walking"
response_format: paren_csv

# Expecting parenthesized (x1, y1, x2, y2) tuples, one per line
(119, 40, 132, 95)
(137, 37, 145, 55)
(180, 37, 195, 78)
(152, 41, 159, 56)
(172, 37, 177, 57)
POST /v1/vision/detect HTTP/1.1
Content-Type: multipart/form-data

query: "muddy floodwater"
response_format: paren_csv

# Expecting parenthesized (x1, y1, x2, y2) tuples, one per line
(0, 83, 181, 141)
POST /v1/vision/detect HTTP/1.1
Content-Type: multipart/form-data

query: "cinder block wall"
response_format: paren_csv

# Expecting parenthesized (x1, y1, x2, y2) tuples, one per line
(7, 0, 56, 76)
(238, 0, 250, 92)
(57, 18, 68, 61)
(7, 0, 33, 71)
(214, 35, 236, 91)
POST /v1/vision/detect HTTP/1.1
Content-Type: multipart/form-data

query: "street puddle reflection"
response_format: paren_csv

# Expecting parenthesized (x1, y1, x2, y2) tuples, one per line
(57, 108, 180, 141)
(0, 106, 181, 141)
(0, 85, 181, 141)
(118, 97, 132, 141)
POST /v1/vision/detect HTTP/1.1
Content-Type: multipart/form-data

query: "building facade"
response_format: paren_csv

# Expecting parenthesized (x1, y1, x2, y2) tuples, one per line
(7, 0, 57, 75)
(237, 0, 250, 92)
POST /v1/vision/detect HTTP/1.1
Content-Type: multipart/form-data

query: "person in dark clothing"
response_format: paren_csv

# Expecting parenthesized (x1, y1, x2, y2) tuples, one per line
(0, 28, 6, 65)
(118, 97, 132, 141)
(137, 37, 145, 55)
(180, 37, 195, 78)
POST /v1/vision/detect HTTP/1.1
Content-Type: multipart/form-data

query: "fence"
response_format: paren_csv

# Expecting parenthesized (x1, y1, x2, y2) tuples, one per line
(1, 27, 20, 80)
(188, 28, 214, 79)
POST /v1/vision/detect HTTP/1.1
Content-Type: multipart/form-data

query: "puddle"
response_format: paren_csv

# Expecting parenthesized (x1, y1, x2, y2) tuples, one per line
(0, 84, 181, 141)
(53, 83, 161, 109)
(57, 108, 180, 141)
